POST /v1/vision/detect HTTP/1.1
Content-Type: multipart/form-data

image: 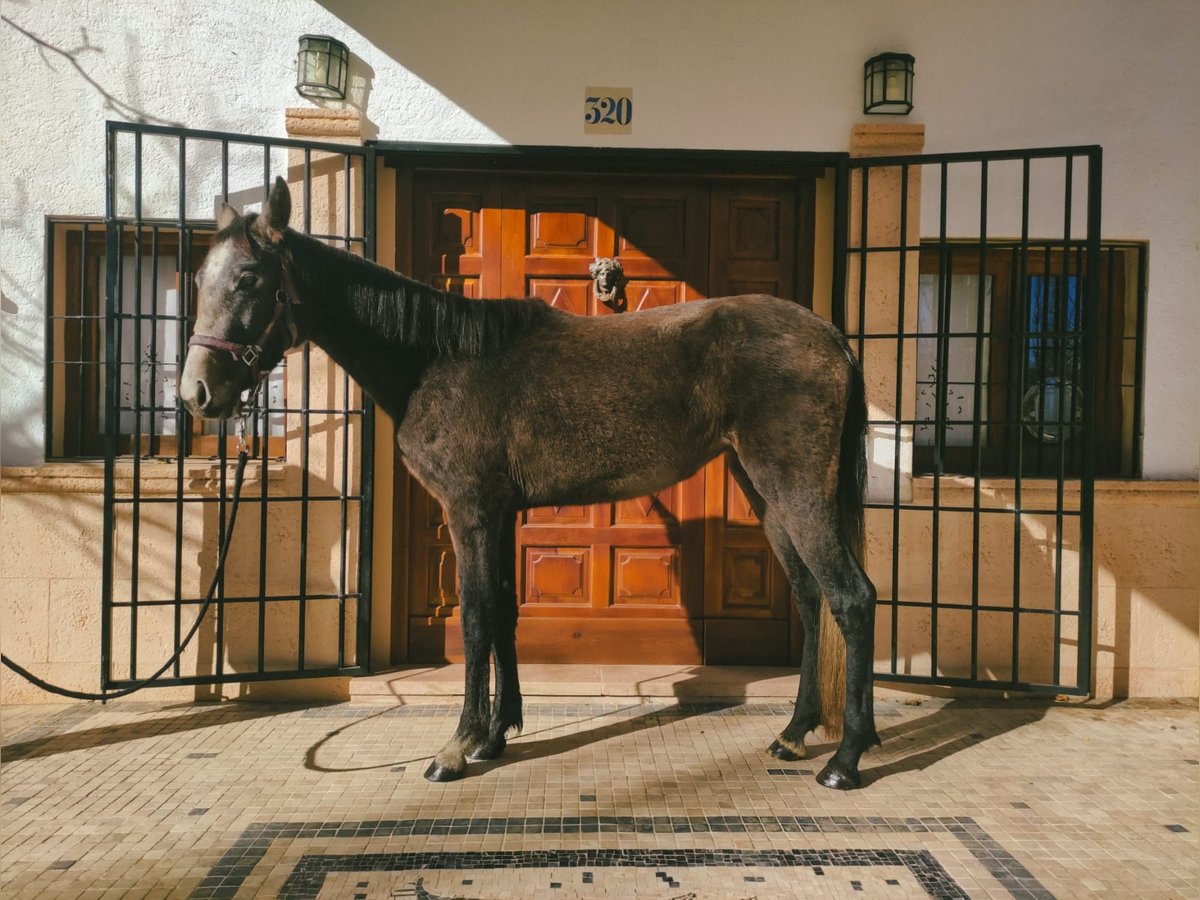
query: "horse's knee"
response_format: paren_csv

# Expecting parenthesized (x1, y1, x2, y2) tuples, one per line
(826, 595, 871, 642)
(825, 569, 875, 628)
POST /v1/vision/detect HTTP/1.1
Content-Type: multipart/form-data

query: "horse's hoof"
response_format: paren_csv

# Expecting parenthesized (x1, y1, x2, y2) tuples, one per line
(816, 763, 861, 790)
(423, 760, 466, 783)
(767, 739, 805, 761)
(467, 736, 507, 762)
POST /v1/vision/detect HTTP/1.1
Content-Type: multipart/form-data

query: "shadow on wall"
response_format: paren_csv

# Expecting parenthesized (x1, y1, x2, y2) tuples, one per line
(314, 1, 561, 144)
(0, 16, 183, 127)
(865, 464, 1199, 696)
(294, 48, 378, 140)
(0, 379, 357, 704)
(311, 0, 861, 147)
(1, 175, 51, 466)
(103, 365, 361, 702)
(866, 467, 1085, 688)
(0, 285, 47, 465)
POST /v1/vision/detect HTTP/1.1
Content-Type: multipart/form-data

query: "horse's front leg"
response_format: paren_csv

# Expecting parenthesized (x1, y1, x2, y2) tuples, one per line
(424, 509, 503, 782)
(469, 515, 522, 762)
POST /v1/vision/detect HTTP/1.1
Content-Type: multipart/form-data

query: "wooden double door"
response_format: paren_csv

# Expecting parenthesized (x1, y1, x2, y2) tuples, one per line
(398, 170, 815, 665)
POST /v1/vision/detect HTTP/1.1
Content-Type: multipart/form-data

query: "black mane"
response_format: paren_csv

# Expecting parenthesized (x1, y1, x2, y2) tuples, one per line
(284, 228, 558, 356)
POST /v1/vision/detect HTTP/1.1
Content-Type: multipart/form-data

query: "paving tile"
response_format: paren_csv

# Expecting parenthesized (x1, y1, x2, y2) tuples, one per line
(0, 697, 1196, 897)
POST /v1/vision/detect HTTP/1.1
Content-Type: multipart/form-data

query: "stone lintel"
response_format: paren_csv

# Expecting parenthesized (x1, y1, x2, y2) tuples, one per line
(850, 123, 926, 158)
(284, 106, 363, 143)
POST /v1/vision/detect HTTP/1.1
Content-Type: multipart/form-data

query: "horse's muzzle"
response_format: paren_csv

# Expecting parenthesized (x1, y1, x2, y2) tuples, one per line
(180, 346, 246, 420)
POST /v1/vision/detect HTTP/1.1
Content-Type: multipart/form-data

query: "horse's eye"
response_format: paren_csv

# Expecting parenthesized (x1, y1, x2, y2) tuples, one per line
(237, 273, 258, 292)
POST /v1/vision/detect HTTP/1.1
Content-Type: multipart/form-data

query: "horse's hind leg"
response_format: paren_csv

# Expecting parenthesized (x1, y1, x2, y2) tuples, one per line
(735, 453, 879, 789)
(728, 456, 822, 762)
(789, 527, 879, 788)
(424, 507, 503, 782)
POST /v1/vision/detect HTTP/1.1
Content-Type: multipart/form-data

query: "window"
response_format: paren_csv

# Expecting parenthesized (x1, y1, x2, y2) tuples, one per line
(45, 219, 285, 460)
(915, 241, 1145, 478)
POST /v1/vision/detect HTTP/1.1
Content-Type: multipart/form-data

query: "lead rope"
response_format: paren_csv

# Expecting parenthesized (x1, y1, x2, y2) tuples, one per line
(1, 415, 253, 701)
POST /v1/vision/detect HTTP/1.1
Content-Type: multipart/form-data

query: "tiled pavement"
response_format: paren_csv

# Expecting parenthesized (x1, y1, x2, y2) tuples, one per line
(1, 695, 1196, 898)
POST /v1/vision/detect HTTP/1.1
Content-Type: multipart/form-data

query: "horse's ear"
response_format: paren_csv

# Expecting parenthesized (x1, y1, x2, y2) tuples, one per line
(254, 176, 292, 244)
(216, 201, 240, 231)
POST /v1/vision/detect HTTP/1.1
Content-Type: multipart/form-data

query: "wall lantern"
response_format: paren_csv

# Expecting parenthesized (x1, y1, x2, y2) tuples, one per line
(296, 35, 349, 101)
(863, 52, 915, 115)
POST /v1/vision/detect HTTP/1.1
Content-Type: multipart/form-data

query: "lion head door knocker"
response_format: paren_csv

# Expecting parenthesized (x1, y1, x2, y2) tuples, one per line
(589, 257, 628, 313)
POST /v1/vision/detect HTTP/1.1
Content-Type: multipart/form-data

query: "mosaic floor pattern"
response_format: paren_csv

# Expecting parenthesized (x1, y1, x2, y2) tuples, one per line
(1, 696, 1196, 898)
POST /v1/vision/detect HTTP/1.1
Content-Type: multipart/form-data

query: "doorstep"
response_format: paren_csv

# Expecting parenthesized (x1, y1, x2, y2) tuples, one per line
(349, 664, 806, 704)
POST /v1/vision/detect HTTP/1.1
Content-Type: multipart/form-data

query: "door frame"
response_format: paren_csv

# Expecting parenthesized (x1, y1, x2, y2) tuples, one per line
(377, 142, 844, 666)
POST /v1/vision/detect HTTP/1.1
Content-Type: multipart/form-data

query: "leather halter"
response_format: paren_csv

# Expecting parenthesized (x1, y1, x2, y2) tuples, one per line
(187, 261, 304, 390)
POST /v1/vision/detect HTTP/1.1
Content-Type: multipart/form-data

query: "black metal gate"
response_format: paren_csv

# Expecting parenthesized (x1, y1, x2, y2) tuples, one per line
(101, 122, 376, 689)
(832, 147, 1100, 696)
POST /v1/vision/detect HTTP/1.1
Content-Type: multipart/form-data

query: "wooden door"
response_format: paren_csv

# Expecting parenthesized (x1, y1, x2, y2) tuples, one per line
(702, 180, 804, 663)
(401, 171, 811, 666)
(499, 176, 709, 662)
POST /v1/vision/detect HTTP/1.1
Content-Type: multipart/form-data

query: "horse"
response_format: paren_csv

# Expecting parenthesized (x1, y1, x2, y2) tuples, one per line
(180, 177, 880, 789)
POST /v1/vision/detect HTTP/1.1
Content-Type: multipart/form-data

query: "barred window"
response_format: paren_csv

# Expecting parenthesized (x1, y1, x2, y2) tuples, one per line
(45, 219, 285, 460)
(915, 241, 1145, 478)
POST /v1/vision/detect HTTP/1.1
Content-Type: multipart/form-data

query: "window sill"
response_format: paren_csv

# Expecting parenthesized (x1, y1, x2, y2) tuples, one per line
(910, 475, 1198, 507)
(1, 459, 287, 495)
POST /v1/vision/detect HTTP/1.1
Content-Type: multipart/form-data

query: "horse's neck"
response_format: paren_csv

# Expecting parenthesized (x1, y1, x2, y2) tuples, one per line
(286, 232, 436, 421)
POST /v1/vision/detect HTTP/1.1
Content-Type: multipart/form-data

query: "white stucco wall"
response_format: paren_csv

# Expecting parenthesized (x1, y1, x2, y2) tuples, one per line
(1, 0, 1197, 476)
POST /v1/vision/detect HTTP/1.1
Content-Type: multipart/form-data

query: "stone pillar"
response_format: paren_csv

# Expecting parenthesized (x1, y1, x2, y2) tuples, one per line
(244, 107, 381, 680)
(846, 124, 925, 504)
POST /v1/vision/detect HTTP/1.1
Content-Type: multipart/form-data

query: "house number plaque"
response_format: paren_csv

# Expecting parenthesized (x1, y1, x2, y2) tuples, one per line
(584, 87, 633, 135)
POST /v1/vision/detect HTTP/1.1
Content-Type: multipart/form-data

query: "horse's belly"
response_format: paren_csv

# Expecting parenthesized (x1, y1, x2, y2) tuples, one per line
(520, 436, 722, 508)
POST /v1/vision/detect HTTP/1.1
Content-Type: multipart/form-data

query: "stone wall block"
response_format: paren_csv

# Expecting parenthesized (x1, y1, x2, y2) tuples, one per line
(2, 494, 104, 580)
(0, 578, 51, 662)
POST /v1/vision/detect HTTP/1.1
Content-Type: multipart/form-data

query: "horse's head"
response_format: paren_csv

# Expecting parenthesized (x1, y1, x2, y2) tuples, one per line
(180, 176, 301, 420)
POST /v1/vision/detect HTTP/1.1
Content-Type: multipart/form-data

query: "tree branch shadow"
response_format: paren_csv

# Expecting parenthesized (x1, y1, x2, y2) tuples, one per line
(1, 15, 183, 127)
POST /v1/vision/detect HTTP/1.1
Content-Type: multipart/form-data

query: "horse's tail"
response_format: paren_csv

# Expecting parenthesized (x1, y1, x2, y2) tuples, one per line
(817, 342, 868, 741)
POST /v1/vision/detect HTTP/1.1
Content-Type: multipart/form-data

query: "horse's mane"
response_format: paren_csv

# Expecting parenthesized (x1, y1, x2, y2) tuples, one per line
(282, 226, 557, 356)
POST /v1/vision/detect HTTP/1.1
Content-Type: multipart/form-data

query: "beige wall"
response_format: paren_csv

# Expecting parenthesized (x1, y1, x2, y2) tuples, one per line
(2, 115, 1196, 703)
(6, 2, 1197, 487)
(1, 110, 375, 704)
(867, 480, 1199, 698)
(847, 124, 1198, 700)
(5, 468, 1194, 703)
(1, 460, 356, 704)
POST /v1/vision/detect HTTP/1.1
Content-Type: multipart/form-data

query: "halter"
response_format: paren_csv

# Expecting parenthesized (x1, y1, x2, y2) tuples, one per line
(187, 260, 304, 391)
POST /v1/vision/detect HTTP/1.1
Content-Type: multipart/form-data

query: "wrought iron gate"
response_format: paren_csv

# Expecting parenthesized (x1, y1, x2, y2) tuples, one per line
(101, 122, 376, 689)
(832, 147, 1100, 696)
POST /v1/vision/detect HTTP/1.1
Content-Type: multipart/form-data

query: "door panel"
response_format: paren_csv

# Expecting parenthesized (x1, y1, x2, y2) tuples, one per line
(703, 180, 799, 663)
(525, 279, 590, 315)
(503, 177, 708, 664)
(413, 174, 503, 298)
(403, 172, 808, 665)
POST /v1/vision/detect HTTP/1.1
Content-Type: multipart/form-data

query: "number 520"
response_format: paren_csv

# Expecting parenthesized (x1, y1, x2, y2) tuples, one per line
(585, 95, 632, 126)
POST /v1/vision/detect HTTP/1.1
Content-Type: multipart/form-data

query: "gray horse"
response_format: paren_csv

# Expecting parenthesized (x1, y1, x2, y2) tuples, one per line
(180, 177, 879, 789)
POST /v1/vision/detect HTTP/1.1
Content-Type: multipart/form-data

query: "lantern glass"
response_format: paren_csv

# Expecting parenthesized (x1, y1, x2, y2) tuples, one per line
(297, 35, 349, 101)
(863, 52, 915, 115)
